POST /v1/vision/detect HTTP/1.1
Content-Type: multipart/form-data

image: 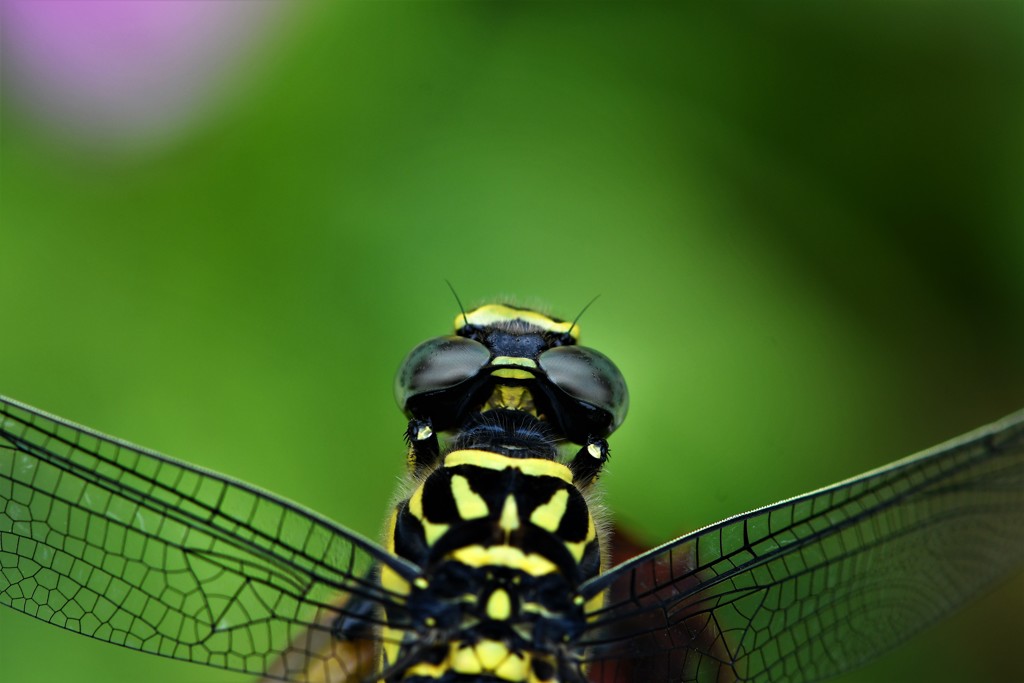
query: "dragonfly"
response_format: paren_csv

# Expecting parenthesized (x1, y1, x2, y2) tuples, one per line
(1, 302, 1022, 683)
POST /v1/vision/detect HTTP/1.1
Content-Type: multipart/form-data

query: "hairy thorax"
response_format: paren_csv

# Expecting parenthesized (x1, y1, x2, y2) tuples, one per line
(379, 443, 604, 683)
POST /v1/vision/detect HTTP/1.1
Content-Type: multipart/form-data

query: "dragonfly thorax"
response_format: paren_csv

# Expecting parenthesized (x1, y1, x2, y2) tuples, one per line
(389, 562, 585, 682)
(379, 413, 604, 682)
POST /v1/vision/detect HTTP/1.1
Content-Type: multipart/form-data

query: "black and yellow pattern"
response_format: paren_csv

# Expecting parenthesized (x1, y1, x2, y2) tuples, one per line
(381, 447, 600, 682)
(1, 304, 1023, 683)
(377, 304, 620, 681)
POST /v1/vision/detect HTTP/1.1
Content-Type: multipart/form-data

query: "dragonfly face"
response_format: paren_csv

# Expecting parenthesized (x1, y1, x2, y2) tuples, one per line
(396, 303, 629, 447)
(1, 302, 1022, 683)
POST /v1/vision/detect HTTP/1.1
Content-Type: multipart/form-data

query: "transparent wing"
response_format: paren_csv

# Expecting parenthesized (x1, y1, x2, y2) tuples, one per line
(0, 396, 416, 682)
(579, 410, 1024, 683)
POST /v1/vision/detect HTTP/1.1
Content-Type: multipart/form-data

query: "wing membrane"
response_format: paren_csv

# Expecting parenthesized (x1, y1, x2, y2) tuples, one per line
(0, 396, 414, 682)
(580, 410, 1024, 683)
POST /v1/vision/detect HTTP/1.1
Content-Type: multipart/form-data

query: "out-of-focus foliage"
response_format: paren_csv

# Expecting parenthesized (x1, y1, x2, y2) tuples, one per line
(1, 3, 1021, 683)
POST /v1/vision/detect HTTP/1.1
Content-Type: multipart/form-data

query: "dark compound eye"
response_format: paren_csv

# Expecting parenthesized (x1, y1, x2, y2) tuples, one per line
(538, 345, 629, 434)
(394, 336, 491, 411)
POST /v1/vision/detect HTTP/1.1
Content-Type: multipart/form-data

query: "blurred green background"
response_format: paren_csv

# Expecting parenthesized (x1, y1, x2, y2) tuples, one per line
(1, 2, 1021, 682)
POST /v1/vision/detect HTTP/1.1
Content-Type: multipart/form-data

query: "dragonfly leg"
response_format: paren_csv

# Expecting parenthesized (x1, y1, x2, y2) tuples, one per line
(405, 417, 440, 473)
(569, 438, 609, 487)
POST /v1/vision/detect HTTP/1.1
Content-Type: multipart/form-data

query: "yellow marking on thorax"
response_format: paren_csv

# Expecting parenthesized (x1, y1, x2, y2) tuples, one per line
(400, 638, 553, 682)
(451, 544, 559, 575)
(380, 624, 403, 673)
(451, 644, 483, 674)
(495, 651, 528, 680)
(475, 639, 510, 670)
(498, 495, 520, 533)
(521, 601, 559, 618)
(564, 539, 588, 563)
(403, 658, 449, 679)
(408, 484, 450, 545)
(529, 489, 569, 532)
(380, 510, 411, 598)
(530, 488, 598, 562)
(445, 449, 572, 484)
(377, 577, 409, 622)
(450, 474, 489, 520)
(584, 590, 606, 620)
(384, 509, 399, 552)
(486, 588, 512, 621)
(460, 304, 579, 340)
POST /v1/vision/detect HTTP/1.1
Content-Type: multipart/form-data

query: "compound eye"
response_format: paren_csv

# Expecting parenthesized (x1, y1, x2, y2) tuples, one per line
(395, 337, 491, 411)
(538, 346, 629, 433)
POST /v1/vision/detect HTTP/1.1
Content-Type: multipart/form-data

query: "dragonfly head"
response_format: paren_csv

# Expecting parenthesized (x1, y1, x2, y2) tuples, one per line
(395, 303, 629, 445)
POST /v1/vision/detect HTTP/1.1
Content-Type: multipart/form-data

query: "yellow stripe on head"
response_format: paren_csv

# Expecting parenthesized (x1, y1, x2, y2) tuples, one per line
(491, 356, 538, 368)
(459, 304, 579, 340)
(490, 368, 536, 380)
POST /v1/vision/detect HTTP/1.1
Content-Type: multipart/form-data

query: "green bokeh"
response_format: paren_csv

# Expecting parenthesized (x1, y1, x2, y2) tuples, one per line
(1, 3, 1021, 683)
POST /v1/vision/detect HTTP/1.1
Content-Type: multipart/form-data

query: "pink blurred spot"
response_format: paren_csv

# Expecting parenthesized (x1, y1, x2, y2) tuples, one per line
(2, 0, 286, 148)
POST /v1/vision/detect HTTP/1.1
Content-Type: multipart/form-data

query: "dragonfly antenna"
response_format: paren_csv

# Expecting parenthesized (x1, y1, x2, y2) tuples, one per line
(446, 280, 470, 328)
(568, 294, 600, 338)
